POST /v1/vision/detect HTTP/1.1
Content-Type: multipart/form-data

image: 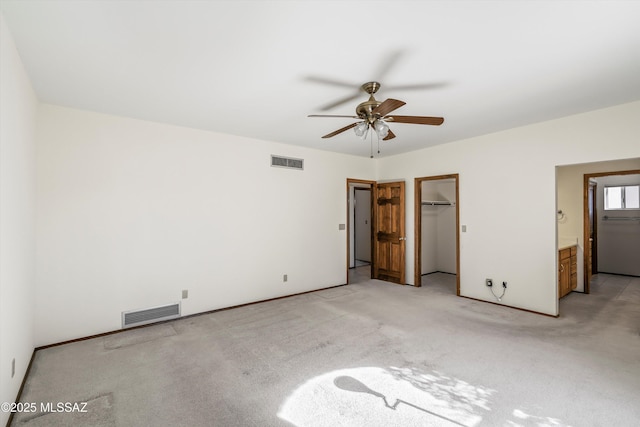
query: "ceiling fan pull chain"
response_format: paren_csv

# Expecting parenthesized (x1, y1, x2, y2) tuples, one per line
(370, 127, 374, 159)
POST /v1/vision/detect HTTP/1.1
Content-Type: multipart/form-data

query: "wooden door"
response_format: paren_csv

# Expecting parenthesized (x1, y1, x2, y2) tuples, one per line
(374, 181, 406, 284)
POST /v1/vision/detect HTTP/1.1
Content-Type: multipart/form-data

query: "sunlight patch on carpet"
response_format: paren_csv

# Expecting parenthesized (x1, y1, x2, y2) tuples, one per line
(278, 366, 493, 426)
(507, 408, 568, 427)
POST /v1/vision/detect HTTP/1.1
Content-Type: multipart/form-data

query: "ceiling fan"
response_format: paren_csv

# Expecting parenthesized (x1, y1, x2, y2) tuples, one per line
(308, 81, 444, 142)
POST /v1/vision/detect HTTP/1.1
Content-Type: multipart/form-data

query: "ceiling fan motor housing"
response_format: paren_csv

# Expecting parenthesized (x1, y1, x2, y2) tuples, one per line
(356, 96, 382, 123)
(357, 82, 383, 123)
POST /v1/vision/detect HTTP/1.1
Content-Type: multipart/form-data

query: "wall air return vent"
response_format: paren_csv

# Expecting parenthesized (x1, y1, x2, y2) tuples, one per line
(122, 302, 181, 328)
(271, 155, 304, 170)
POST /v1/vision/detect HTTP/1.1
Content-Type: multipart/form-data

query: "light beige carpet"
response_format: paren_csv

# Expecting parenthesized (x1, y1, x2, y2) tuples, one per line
(11, 273, 640, 426)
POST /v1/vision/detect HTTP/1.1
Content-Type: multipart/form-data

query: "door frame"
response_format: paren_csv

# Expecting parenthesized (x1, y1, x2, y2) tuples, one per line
(414, 174, 460, 294)
(582, 168, 640, 293)
(586, 179, 597, 290)
(346, 178, 376, 284)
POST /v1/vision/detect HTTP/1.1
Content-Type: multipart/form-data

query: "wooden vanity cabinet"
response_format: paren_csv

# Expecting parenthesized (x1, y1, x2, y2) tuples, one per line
(559, 245, 577, 298)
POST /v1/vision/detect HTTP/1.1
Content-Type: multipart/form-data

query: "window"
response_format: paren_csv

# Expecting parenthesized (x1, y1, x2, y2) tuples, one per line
(604, 185, 640, 210)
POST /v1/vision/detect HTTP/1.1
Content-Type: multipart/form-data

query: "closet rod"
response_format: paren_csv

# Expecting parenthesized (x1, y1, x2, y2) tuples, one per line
(421, 201, 454, 206)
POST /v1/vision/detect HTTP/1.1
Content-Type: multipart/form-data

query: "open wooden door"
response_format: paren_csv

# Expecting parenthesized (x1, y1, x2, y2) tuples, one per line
(373, 181, 406, 284)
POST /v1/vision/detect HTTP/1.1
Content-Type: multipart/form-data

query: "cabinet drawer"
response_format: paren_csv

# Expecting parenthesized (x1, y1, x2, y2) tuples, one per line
(570, 246, 577, 256)
(559, 248, 571, 260)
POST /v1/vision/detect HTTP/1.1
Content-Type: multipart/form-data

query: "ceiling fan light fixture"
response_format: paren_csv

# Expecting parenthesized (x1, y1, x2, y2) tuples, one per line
(374, 119, 389, 139)
(354, 121, 369, 139)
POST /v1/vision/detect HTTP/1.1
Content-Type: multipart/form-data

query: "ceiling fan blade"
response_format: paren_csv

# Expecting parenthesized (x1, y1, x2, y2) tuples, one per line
(308, 114, 359, 118)
(371, 50, 404, 82)
(372, 99, 406, 117)
(385, 115, 444, 125)
(383, 130, 396, 141)
(304, 75, 361, 89)
(304, 76, 364, 110)
(386, 82, 449, 91)
(318, 93, 362, 111)
(322, 122, 358, 139)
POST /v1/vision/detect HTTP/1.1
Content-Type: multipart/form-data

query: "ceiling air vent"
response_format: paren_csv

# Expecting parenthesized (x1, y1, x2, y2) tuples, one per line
(271, 155, 304, 170)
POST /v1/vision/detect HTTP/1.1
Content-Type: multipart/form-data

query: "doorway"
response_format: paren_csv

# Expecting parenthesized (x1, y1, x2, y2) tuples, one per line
(347, 178, 407, 285)
(354, 187, 372, 268)
(347, 179, 375, 284)
(414, 174, 460, 294)
(583, 169, 640, 292)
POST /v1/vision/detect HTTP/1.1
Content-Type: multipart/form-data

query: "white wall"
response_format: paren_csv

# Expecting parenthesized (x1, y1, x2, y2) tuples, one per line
(420, 181, 438, 273)
(436, 181, 456, 274)
(421, 212, 438, 273)
(379, 101, 640, 316)
(35, 105, 376, 346)
(596, 174, 640, 276)
(0, 13, 38, 426)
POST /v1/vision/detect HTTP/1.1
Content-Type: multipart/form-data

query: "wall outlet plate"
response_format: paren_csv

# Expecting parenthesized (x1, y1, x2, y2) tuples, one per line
(182, 290, 188, 299)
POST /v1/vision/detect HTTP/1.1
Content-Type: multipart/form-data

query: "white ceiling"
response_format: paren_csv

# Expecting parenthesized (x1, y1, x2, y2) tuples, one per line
(2, 0, 640, 158)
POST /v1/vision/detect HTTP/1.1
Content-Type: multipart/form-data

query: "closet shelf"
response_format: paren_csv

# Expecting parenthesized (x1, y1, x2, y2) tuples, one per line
(421, 200, 455, 206)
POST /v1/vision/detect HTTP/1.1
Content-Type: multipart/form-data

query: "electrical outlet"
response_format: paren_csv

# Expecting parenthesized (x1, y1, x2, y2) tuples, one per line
(182, 289, 188, 299)
(283, 274, 288, 282)
(11, 358, 15, 378)
(486, 278, 493, 287)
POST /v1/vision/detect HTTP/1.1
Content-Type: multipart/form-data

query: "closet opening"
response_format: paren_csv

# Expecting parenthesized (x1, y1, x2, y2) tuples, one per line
(414, 174, 460, 294)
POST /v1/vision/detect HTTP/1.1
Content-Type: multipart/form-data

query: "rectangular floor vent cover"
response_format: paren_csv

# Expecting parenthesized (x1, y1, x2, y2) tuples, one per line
(271, 155, 304, 170)
(122, 302, 181, 328)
